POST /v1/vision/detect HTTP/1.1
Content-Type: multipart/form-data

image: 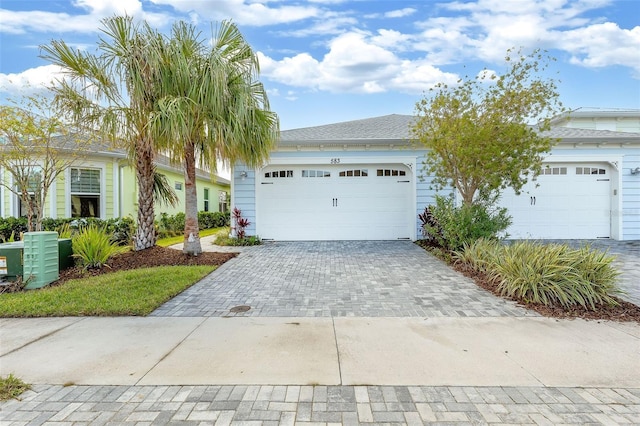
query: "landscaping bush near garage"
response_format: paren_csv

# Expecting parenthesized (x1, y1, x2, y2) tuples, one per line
(454, 239, 635, 315)
(419, 194, 511, 252)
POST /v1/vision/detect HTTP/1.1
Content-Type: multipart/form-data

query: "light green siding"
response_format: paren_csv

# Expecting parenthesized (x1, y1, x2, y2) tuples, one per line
(55, 172, 66, 218)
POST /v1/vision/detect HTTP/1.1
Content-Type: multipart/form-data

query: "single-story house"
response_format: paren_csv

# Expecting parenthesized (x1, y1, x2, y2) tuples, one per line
(0, 140, 230, 221)
(232, 111, 640, 241)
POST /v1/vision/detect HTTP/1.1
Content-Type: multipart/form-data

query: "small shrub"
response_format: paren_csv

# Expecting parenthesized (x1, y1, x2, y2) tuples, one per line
(421, 195, 511, 251)
(198, 211, 229, 229)
(214, 234, 261, 246)
(55, 223, 73, 239)
(455, 240, 622, 310)
(72, 224, 129, 270)
(232, 207, 250, 239)
(105, 217, 136, 246)
(0, 217, 28, 242)
(156, 212, 188, 237)
(0, 374, 31, 401)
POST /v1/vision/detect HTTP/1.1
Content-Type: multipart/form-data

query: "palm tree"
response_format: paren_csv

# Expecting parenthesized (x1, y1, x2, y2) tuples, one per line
(149, 21, 278, 255)
(41, 16, 163, 250)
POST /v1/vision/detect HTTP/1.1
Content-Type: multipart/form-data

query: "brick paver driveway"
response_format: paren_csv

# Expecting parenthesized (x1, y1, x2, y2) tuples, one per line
(152, 241, 535, 317)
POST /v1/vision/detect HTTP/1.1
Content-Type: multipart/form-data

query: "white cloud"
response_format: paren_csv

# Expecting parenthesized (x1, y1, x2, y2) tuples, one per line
(385, 8, 416, 19)
(0, 65, 65, 94)
(408, 0, 639, 77)
(0, 0, 172, 34)
(285, 90, 298, 101)
(477, 68, 497, 82)
(560, 23, 640, 75)
(371, 29, 412, 51)
(277, 15, 357, 38)
(151, 0, 320, 26)
(258, 32, 460, 94)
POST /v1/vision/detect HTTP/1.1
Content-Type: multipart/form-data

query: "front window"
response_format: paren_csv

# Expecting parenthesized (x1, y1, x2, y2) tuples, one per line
(219, 191, 228, 213)
(203, 188, 210, 212)
(70, 168, 101, 218)
(15, 166, 41, 217)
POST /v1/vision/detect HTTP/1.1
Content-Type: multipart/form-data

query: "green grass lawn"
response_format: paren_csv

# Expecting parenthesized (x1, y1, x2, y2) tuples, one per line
(156, 227, 225, 247)
(0, 265, 215, 317)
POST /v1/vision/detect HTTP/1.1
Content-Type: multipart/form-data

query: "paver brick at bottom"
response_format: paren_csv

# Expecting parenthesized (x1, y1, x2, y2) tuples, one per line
(3, 384, 640, 426)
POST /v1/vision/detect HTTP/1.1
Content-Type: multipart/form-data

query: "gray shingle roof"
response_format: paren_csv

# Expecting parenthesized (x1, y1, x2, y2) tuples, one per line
(280, 114, 415, 143)
(279, 114, 640, 145)
(541, 126, 640, 141)
(2, 133, 230, 185)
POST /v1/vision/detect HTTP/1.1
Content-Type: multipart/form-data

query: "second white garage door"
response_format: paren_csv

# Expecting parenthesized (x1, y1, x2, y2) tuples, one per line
(256, 164, 413, 240)
(499, 163, 612, 239)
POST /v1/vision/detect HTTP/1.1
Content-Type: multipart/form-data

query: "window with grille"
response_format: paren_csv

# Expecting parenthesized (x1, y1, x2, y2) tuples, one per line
(376, 169, 406, 177)
(302, 170, 331, 178)
(219, 191, 228, 213)
(338, 169, 368, 177)
(541, 167, 567, 175)
(576, 167, 606, 175)
(70, 168, 101, 218)
(203, 188, 210, 212)
(265, 170, 294, 178)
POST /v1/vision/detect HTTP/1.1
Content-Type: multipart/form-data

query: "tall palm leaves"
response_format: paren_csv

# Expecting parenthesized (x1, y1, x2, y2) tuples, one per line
(149, 21, 278, 255)
(41, 16, 162, 250)
(41, 17, 278, 255)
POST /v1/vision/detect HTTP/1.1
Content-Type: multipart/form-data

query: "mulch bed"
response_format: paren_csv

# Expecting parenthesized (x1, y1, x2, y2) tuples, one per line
(417, 240, 640, 323)
(56, 245, 237, 284)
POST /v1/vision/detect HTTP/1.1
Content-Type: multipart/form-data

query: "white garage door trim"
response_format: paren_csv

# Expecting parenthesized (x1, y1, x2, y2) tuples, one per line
(256, 157, 417, 241)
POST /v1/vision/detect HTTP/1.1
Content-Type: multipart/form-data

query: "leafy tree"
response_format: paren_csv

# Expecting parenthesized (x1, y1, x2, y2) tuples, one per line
(148, 21, 278, 255)
(0, 95, 92, 232)
(41, 16, 164, 250)
(412, 48, 565, 205)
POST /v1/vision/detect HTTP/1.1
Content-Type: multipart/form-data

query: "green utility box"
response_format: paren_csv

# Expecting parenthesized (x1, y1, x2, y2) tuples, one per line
(23, 232, 59, 290)
(0, 239, 74, 283)
(58, 239, 73, 270)
(0, 242, 24, 281)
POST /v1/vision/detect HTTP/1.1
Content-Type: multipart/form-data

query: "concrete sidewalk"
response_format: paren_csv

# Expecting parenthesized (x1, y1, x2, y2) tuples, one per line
(2, 316, 639, 388)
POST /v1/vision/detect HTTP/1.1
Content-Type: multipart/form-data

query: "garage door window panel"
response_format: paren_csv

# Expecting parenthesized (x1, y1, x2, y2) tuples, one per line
(377, 169, 406, 177)
(338, 169, 368, 177)
(541, 167, 567, 175)
(265, 170, 293, 178)
(302, 170, 331, 178)
(576, 167, 606, 175)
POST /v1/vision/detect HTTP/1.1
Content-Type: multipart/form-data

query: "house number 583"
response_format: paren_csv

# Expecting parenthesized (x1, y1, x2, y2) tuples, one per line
(330, 158, 340, 164)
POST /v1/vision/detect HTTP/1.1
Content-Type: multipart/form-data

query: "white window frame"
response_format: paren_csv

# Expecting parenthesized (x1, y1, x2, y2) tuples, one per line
(203, 187, 210, 212)
(9, 163, 43, 218)
(65, 164, 106, 219)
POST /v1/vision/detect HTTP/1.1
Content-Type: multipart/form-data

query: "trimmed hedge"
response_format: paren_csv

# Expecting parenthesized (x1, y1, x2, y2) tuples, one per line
(1, 211, 230, 243)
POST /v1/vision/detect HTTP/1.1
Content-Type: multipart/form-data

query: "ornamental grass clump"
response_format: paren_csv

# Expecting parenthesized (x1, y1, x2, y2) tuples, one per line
(455, 240, 621, 310)
(72, 224, 129, 270)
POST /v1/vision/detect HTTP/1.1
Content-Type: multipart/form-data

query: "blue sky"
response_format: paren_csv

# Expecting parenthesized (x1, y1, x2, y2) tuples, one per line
(1, 0, 639, 130)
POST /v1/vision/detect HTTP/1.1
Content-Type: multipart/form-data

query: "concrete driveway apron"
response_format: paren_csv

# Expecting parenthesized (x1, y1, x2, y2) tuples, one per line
(151, 241, 536, 318)
(4, 240, 640, 425)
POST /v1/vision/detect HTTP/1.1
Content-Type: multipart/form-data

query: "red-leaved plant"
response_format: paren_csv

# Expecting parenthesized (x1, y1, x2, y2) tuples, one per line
(232, 207, 250, 239)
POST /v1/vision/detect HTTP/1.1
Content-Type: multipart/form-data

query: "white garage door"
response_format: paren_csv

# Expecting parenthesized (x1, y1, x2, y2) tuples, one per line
(257, 164, 412, 240)
(499, 163, 612, 239)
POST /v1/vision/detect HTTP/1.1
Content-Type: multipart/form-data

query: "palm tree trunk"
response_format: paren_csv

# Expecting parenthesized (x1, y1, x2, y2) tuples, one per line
(182, 140, 202, 256)
(133, 141, 157, 251)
